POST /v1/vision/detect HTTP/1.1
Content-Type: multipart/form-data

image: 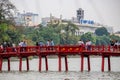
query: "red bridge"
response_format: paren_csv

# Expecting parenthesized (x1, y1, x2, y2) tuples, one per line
(0, 45, 120, 72)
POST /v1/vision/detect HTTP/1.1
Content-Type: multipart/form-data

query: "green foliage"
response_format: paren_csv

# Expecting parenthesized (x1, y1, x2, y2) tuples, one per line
(22, 23, 120, 46)
(95, 27, 109, 36)
(110, 34, 120, 41)
(80, 32, 94, 43)
(0, 23, 22, 43)
(0, 0, 21, 44)
(95, 35, 110, 45)
(0, 23, 9, 42)
(0, 23, 8, 32)
(59, 21, 79, 44)
(22, 21, 79, 45)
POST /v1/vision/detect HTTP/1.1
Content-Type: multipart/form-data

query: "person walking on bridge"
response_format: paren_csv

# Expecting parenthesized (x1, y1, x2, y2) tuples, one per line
(85, 40, 92, 50)
(77, 39, 84, 46)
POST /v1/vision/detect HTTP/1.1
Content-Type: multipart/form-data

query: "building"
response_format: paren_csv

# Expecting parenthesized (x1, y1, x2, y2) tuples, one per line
(76, 8, 84, 23)
(74, 23, 113, 36)
(14, 12, 39, 27)
(114, 31, 120, 37)
(74, 8, 113, 35)
(41, 14, 62, 26)
(74, 23, 100, 35)
(41, 8, 113, 35)
(41, 15, 113, 35)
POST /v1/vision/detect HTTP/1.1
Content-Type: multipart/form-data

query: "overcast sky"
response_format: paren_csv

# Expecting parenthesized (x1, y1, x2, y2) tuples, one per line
(10, 0, 120, 32)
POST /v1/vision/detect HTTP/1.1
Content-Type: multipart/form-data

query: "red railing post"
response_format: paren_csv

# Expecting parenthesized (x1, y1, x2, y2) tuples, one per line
(65, 55, 68, 71)
(0, 58, 3, 71)
(108, 56, 111, 71)
(58, 55, 61, 72)
(26, 57, 29, 71)
(101, 55, 104, 72)
(81, 55, 84, 72)
(102, 45, 105, 52)
(19, 57, 22, 71)
(108, 45, 111, 51)
(8, 58, 10, 71)
(39, 56, 42, 72)
(45, 56, 48, 71)
(87, 56, 90, 71)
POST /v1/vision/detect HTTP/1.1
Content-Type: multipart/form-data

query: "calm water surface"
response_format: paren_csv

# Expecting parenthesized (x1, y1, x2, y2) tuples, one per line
(0, 57, 120, 80)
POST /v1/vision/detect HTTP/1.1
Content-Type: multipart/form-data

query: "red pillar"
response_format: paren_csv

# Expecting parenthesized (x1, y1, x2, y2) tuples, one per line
(65, 56, 68, 71)
(58, 55, 61, 72)
(87, 56, 90, 71)
(0, 58, 3, 71)
(26, 57, 29, 71)
(108, 56, 111, 71)
(101, 55, 104, 72)
(81, 55, 84, 72)
(39, 56, 42, 72)
(8, 58, 10, 71)
(45, 56, 48, 71)
(19, 57, 22, 71)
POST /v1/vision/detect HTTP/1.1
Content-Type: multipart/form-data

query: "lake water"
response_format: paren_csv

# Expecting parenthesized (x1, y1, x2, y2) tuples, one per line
(0, 56, 120, 80)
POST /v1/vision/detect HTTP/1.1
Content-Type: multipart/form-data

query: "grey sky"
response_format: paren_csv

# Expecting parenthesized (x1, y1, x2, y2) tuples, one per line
(10, 0, 120, 32)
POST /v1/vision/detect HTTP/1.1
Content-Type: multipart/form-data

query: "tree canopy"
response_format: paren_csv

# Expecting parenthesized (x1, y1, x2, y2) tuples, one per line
(0, 0, 16, 23)
(95, 27, 109, 36)
(0, 0, 21, 43)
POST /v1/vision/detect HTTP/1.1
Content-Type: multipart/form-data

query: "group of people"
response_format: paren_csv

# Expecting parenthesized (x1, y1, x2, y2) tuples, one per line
(110, 40, 120, 51)
(18, 41, 27, 52)
(77, 39, 92, 50)
(0, 41, 16, 52)
(110, 40, 120, 46)
(18, 41, 27, 47)
(0, 41, 28, 52)
(36, 39, 54, 46)
(0, 40, 27, 49)
(1, 39, 120, 52)
(78, 39, 120, 51)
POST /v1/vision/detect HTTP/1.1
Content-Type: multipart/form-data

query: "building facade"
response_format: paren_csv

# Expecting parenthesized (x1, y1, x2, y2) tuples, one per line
(14, 12, 39, 27)
(41, 14, 62, 26)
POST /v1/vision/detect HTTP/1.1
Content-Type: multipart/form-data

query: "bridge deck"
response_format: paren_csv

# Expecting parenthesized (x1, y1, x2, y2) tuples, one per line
(0, 45, 120, 72)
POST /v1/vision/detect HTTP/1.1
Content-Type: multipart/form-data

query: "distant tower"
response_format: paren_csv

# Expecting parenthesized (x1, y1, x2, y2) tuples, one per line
(77, 8, 84, 23)
(50, 13, 52, 24)
(59, 14, 62, 23)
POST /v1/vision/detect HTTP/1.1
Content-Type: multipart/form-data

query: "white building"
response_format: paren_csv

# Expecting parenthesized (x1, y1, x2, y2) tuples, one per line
(14, 12, 39, 27)
(75, 23, 99, 35)
(74, 23, 113, 36)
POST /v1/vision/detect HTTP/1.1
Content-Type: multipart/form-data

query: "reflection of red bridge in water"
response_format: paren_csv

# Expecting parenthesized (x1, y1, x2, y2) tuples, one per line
(0, 45, 120, 72)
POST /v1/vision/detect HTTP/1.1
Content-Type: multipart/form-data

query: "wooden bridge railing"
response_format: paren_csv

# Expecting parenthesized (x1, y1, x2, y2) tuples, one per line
(0, 45, 120, 54)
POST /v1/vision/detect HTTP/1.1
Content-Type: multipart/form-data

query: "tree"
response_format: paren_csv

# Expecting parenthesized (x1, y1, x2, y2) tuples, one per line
(81, 32, 94, 43)
(6, 25, 22, 43)
(0, 23, 9, 42)
(0, 0, 16, 23)
(61, 21, 79, 44)
(95, 27, 109, 36)
(0, 23, 21, 43)
(110, 34, 120, 41)
(0, 0, 22, 43)
(95, 35, 110, 45)
(48, 21, 79, 44)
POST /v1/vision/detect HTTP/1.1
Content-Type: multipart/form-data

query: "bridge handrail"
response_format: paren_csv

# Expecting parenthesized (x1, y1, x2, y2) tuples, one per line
(0, 45, 120, 55)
